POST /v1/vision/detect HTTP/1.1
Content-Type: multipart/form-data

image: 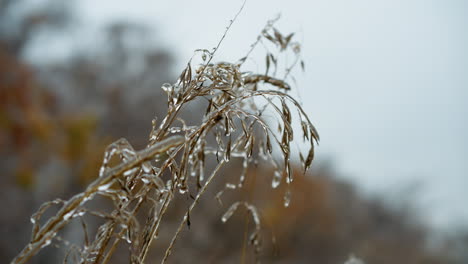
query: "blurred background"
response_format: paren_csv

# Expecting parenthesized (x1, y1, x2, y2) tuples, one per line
(1, 0, 467, 263)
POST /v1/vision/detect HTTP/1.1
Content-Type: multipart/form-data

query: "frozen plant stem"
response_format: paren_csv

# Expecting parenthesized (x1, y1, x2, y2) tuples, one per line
(12, 16, 319, 264)
(12, 136, 185, 264)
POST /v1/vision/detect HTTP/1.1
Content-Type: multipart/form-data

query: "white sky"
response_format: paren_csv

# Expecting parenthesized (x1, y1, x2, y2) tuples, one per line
(70, 0, 468, 229)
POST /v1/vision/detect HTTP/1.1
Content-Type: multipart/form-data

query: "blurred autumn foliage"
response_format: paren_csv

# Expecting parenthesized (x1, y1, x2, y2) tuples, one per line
(1, 1, 467, 263)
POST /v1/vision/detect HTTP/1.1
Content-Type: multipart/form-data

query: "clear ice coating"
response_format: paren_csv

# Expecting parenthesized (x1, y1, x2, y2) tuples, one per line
(63, 209, 76, 220)
(121, 148, 136, 161)
(152, 176, 166, 191)
(246, 204, 260, 226)
(221, 202, 240, 223)
(11, 29, 322, 263)
(99, 138, 136, 177)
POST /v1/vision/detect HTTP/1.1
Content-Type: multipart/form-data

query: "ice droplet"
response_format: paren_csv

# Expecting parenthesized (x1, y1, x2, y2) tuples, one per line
(272, 170, 281, 188)
(119, 195, 129, 204)
(63, 210, 76, 220)
(41, 238, 53, 249)
(221, 202, 240, 223)
(126, 229, 132, 244)
(123, 167, 139, 177)
(225, 183, 236, 189)
(242, 156, 248, 168)
(199, 163, 205, 181)
(178, 183, 188, 194)
(99, 165, 108, 178)
(169, 127, 182, 133)
(121, 148, 136, 161)
(238, 174, 245, 188)
(185, 126, 197, 133)
(344, 255, 366, 264)
(161, 83, 173, 94)
(259, 145, 268, 160)
(98, 181, 113, 191)
(141, 177, 150, 184)
(286, 174, 292, 184)
(166, 180, 172, 189)
(142, 162, 152, 173)
(283, 189, 291, 208)
(249, 231, 259, 246)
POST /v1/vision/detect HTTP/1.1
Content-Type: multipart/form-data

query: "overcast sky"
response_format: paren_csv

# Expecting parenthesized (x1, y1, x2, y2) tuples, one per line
(70, 0, 468, 229)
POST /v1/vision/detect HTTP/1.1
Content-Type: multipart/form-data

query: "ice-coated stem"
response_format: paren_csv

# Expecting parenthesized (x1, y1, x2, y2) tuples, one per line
(12, 136, 184, 264)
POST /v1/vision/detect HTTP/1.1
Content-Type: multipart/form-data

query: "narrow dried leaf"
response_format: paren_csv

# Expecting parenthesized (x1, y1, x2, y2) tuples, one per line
(186, 209, 190, 230)
(284, 33, 294, 47)
(273, 28, 284, 48)
(310, 125, 320, 143)
(265, 53, 271, 75)
(247, 136, 255, 158)
(224, 114, 230, 136)
(304, 146, 315, 173)
(301, 121, 309, 141)
(269, 53, 277, 65)
(186, 63, 192, 83)
(299, 152, 305, 165)
(262, 31, 276, 44)
(281, 99, 291, 124)
(224, 136, 231, 162)
(265, 134, 273, 153)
